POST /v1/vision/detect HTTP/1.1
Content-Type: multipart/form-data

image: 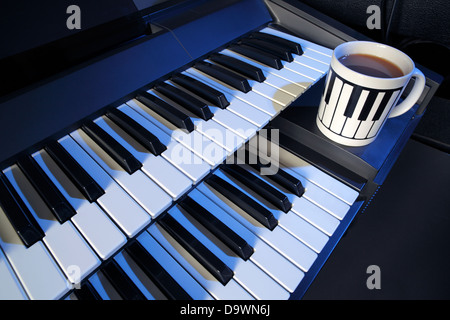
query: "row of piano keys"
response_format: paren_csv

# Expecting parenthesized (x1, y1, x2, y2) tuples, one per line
(0, 27, 358, 300)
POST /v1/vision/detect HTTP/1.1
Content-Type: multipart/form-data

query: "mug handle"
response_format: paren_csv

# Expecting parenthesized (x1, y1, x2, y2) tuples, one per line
(388, 68, 426, 118)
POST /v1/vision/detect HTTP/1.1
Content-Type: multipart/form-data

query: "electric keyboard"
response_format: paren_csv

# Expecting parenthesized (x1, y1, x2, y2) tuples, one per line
(0, 0, 439, 300)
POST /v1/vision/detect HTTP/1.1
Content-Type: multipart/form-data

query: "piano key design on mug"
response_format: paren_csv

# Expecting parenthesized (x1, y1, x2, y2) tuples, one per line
(317, 69, 403, 140)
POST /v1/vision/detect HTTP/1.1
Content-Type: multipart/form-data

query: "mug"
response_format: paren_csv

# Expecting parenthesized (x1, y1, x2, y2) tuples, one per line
(316, 41, 426, 147)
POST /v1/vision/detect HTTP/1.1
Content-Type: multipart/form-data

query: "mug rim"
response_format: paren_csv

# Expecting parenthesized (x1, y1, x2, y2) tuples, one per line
(332, 41, 415, 85)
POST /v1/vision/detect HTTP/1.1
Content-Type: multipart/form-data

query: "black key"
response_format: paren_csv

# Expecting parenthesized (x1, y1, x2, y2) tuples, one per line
(239, 38, 294, 62)
(159, 214, 234, 286)
(45, 141, 104, 203)
(81, 120, 142, 174)
(0, 172, 45, 247)
(343, 85, 363, 118)
(136, 91, 194, 132)
(250, 31, 304, 55)
(358, 90, 378, 121)
(125, 240, 192, 300)
(154, 83, 213, 120)
(171, 74, 229, 109)
(249, 163, 305, 197)
(194, 61, 251, 93)
(234, 148, 305, 197)
(179, 196, 253, 260)
(209, 53, 266, 82)
(101, 259, 146, 300)
(324, 70, 336, 105)
(372, 90, 395, 121)
(228, 44, 283, 70)
(73, 281, 102, 300)
(105, 108, 167, 156)
(206, 175, 278, 230)
(222, 164, 292, 213)
(17, 155, 76, 223)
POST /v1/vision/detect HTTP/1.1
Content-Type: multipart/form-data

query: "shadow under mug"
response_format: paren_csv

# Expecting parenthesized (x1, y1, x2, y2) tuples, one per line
(316, 41, 426, 147)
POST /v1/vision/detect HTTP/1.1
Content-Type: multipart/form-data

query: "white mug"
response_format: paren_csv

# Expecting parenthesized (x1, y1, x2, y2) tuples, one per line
(316, 41, 426, 147)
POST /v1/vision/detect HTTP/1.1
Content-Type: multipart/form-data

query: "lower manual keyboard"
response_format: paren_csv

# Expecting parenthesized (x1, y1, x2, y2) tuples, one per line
(66, 146, 358, 300)
(0, 26, 356, 300)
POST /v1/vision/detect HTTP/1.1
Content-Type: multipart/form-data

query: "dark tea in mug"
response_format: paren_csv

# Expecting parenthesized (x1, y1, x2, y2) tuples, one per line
(338, 53, 404, 78)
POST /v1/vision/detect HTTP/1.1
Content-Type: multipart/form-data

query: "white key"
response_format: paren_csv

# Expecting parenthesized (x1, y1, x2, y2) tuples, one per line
(221, 99, 270, 128)
(32, 150, 127, 260)
(128, 97, 227, 167)
(192, 115, 245, 154)
(170, 205, 290, 299)
(214, 169, 328, 254)
(322, 76, 344, 127)
(0, 248, 28, 299)
(199, 120, 240, 153)
(196, 181, 317, 272)
(70, 129, 172, 218)
(138, 154, 191, 200)
(118, 103, 211, 183)
(209, 108, 258, 140)
(272, 67, 312, 91)
(282, 57, 324, 81)
(94, 115, 192, 200)
(59, 136, 151, 237)
(301, 48, 332, 65)
(70, 201, 127, 260)
(185, 69, 284, 117)
(251, 71, 302, 98)
(3, 166, 100, 285)
(148, 223, 254, 300)
(281, 165, 350, 221)
(248, 80, 294, 107)
(0, 204, 70, 299)
(291, 55, 328, 75)
(188, 189, 304, 293)
(291, 196, 340, 237)
(137, 231, 214, 300)
(163, 139, 211, 182)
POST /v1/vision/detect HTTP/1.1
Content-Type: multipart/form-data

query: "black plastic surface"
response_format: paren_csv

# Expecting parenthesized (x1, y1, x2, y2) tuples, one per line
(303, 139, 450, 299)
